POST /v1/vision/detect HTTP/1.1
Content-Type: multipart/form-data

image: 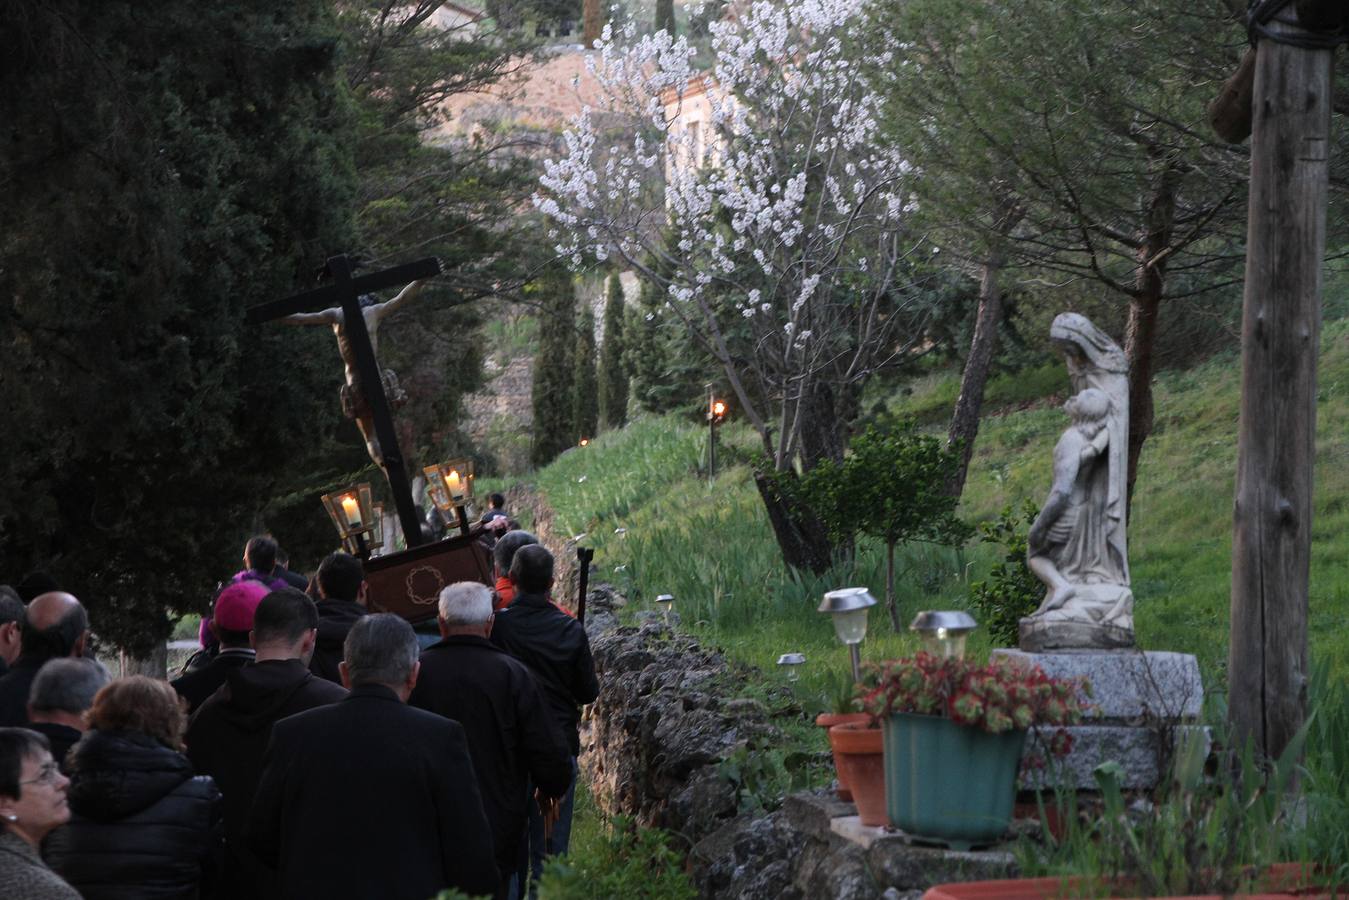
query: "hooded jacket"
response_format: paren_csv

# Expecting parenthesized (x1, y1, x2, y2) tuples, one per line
(186, 658, 347, 898)
(45, 729, 221, 900)
(307, 599, 367, 684)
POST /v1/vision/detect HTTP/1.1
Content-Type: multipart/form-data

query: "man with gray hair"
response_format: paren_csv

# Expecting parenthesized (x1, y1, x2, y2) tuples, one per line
(0, 591, 90, 727)
(248, 613, 497, 900)
(410, 582, 571, 898)
(27, 658, 109, 770)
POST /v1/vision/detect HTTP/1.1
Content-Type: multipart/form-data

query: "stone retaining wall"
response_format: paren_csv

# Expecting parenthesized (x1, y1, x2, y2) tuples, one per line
(577, 584, 1018, 899)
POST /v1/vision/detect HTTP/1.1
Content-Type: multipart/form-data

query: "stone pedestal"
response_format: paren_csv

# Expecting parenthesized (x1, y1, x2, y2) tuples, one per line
(992, 648, 1207, 790)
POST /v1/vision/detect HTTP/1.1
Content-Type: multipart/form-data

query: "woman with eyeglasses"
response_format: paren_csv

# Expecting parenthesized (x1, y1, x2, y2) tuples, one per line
(45, 676, 222, 900)
(0, 727, 81, 899)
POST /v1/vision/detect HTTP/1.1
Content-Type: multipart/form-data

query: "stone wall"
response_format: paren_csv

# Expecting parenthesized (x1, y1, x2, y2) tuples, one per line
(577, 586, 1019, 899)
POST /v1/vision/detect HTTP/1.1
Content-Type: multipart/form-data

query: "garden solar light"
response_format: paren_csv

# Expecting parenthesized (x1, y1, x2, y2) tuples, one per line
(321, 483, 375, 558)
(579, 437, 590, 447)
(909, 610, 978, 661)
(818, 587, 877, 681)
(777, 652, 806, 682)
(655, 593, 675, 626)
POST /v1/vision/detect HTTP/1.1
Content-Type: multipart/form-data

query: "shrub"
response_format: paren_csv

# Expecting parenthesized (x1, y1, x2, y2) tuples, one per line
(968, 502, 1043, 645)
(533, 818, 695, 900)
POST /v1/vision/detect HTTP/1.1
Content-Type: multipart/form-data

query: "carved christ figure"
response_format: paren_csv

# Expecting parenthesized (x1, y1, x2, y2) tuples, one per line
(279, 279, 428, 468)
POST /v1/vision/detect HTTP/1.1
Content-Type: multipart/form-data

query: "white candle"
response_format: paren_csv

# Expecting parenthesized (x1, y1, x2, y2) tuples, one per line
(445, 469, 462, 498)
(341, 495, 362, 527)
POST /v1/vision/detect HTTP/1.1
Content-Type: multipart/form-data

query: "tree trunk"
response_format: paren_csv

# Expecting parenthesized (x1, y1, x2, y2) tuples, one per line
(1123, 157, 1183, 516)
(886, 539, 899, 632)
(797, 381, 846, 472)
(1229, 8, 1331, 765)
(946, 203, 1021, 498)
(119, 641, 168, 680)
(752, 468, 835, 575)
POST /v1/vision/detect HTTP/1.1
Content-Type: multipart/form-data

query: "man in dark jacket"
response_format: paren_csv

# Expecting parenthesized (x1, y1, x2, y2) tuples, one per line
(187, 589, 346, 898)
(308, 552, 368, 684)
(0, 587, 23, 679)
(27, 658, 109, 770)
(410, 581, 571, 897)
(490, 544, 599, 889)
(0, 592, 89, 727)
(249, 614, 498, 900)
(171, 581, 268, 714)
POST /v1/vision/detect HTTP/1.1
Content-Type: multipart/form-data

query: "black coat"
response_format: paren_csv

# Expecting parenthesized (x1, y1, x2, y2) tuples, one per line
(0, 654, 50, 726)
(247, 683, 498, 900)
(186, 659, 347, 899)
(45, 729, 222, 900)
(409, 635, 572, 876)
(171, 649, 254, 715)
(490, 591, 600, 755)
(307, 599, 366, 684)
(28, 721, 82, 772)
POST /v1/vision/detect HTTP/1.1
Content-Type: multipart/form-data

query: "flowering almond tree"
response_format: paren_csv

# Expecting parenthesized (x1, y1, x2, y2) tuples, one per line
(535, 0, 935, 571)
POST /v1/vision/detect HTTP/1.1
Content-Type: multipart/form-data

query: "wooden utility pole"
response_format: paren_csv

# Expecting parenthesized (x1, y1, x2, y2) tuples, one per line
(1227, 2, 1339, 762)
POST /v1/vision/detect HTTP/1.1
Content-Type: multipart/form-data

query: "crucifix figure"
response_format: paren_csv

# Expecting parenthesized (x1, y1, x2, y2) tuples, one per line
(277, 279, 427, 469)
(246, 254, 443, 547)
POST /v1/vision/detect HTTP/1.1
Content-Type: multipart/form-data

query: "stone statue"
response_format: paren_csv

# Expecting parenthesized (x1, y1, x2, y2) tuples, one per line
(279, 279, 428, 470)
(1021, 313, 1134, 651)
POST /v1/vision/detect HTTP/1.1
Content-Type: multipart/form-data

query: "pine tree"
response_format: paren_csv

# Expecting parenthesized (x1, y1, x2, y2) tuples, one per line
(530, 267, 578, 468)
(573, 307, 600, 442)
(655, 0, 676, 34)
(597, 273, 630, 429)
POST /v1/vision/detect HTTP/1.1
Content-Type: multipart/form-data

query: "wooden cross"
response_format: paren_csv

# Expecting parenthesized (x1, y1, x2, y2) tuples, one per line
(246, 254, 442, 549)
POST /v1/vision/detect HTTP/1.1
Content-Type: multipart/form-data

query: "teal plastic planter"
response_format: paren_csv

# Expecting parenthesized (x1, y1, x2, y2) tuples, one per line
(883, 713, 1027, 850)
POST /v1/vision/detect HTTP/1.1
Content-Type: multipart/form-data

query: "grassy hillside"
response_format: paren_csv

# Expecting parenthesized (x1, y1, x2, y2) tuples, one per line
(505, 318, 1349, 716)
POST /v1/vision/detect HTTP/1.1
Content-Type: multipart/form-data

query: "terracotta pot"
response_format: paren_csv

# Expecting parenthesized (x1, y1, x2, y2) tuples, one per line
(829, 721, 888, 827)
(816, 712, 870, 801)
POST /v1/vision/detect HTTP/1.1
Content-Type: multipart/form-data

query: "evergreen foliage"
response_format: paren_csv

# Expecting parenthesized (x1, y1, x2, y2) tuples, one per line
(625, 279, 708, 415)
(531, 267, 578, 467)
(598, 274, 630, 430)
(654, 0, 676, 34)
(573, 307, 600, 442)
(0, 0, 357, 653)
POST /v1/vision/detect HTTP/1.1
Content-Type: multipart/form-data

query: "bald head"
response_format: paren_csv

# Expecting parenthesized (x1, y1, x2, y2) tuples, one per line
(22, 592, 89, 661)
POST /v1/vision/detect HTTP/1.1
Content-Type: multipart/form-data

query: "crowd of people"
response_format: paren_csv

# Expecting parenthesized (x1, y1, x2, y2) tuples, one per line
(0, 515, 599, 900)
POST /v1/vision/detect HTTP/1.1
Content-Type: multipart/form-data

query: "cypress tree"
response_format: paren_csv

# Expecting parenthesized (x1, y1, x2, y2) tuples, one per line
(597, 273, 630, 429)
(655, 0, 675, 34)
(583, 0, 603, 46)
(530, 266, 578, 468)
(573, 307, 600, 442)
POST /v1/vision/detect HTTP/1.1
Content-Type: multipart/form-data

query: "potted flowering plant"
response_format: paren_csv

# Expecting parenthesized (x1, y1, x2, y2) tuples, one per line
(859, 653, 1088, 849)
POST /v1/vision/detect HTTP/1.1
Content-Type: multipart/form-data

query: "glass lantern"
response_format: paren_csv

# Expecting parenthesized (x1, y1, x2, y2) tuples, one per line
(321, 483, 375, 557)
